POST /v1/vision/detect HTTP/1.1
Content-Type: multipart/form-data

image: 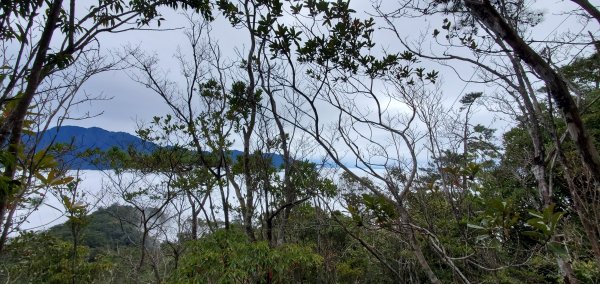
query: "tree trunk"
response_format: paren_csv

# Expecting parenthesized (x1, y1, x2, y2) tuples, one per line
(0, 0, 63, 145)
(219, 181, 230, 230)
(398, 208, 441, 284)
(0, 0, 64, 254)
(465, 0, 600, 189)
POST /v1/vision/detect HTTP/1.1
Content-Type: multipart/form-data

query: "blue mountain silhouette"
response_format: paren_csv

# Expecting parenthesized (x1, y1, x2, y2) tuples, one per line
(31, 126, 284, 170)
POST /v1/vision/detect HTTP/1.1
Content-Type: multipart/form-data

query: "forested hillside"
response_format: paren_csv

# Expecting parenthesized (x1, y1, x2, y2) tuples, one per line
(0, 0, 599, 283)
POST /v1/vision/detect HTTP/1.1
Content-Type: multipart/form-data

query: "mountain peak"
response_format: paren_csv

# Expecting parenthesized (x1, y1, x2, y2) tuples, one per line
(30, 126, 154, 170)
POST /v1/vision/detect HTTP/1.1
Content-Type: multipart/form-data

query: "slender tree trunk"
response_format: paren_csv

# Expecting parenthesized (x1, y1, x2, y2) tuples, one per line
(241, 0, 258, 242)
(511, 56, 551, 205)
(71, 215, 79, 284)
(185, 191, 198, 239)
(138, 222, 148, 273)
(219, 179, 230, 230)
(0, 204, 17, 253)
(398, 208, 441, 284)
(547, 94, 600, 262)
(556, 246, 579, 284)
(150, 258, 161, 284)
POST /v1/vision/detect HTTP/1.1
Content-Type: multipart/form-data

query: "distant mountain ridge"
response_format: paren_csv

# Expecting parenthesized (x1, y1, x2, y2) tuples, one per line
(30, 126, 284, 170)
(35, 126, 156, 152)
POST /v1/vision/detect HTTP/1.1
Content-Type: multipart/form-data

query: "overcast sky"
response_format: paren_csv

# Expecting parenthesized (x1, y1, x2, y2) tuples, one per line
(64, 0, 596, 137)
